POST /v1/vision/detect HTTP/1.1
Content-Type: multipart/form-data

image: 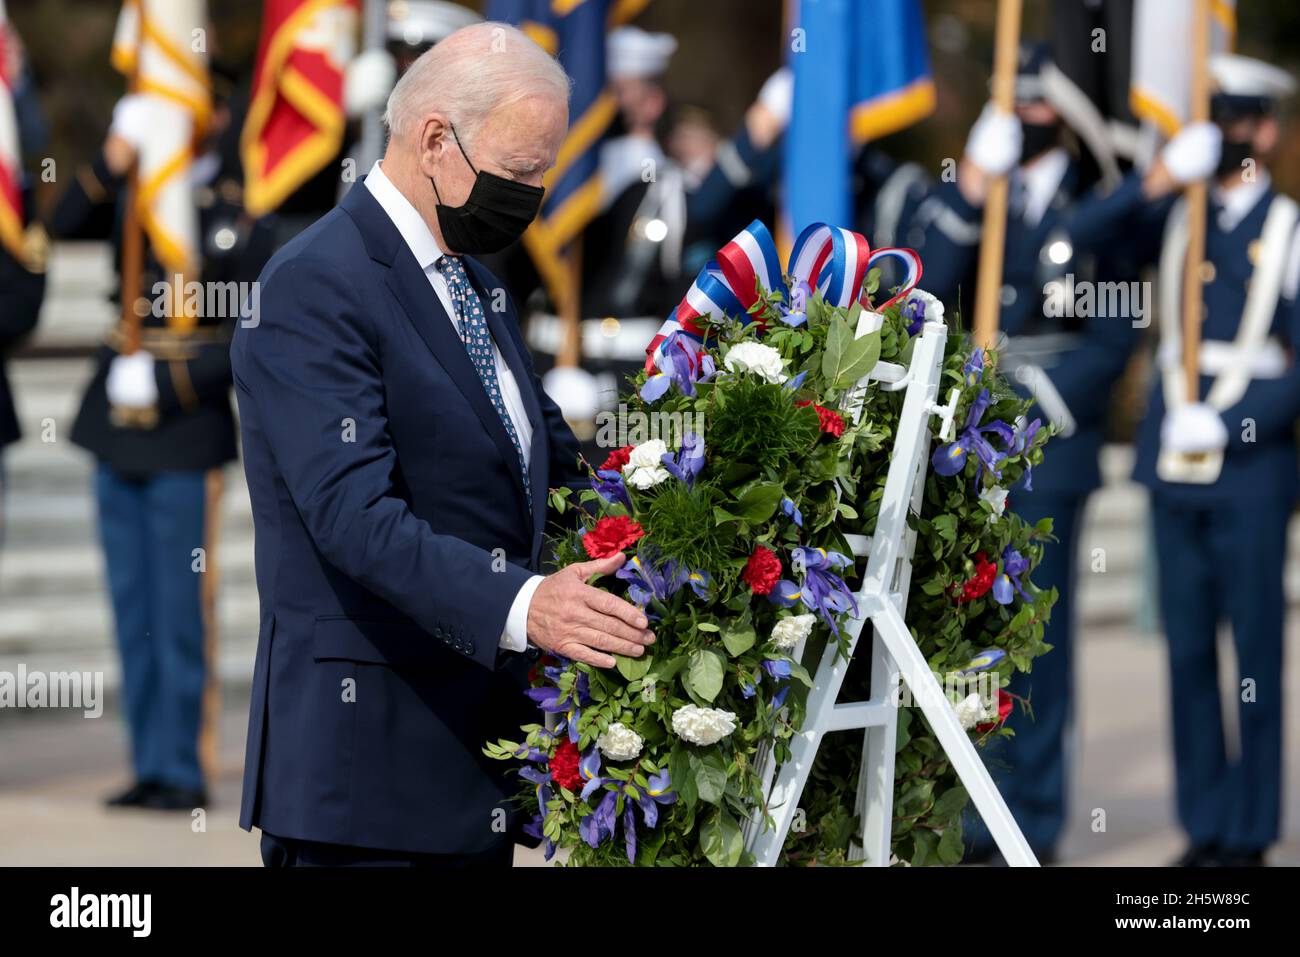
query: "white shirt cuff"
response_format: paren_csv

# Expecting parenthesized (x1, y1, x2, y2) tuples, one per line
(499, 574, 544, 653)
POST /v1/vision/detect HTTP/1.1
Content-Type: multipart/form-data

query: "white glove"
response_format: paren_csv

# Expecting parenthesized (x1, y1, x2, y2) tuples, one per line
(106, 351, 159, 408)
(344, 49, 397, 118)
(756, 67, 793, 129)
(1160, 122, 1222, 185)
(109, 94, 154, 150)
(964, 103, 1022, 177)
(1161, 401, 1228, 454)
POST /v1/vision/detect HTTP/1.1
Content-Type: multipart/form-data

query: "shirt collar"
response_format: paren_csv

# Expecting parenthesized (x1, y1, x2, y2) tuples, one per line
(1012, 148, 1070, 228)
(1212, 169, 1272, 231)
(363, 160, 445, 270)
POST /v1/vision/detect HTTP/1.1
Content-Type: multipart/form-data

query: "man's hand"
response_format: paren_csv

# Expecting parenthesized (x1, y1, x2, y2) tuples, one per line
(527, 553, 655, 668)
(958, 103, 1023, 205)
(1161, 401, 1229, 454)
(106, 351, 159, 408)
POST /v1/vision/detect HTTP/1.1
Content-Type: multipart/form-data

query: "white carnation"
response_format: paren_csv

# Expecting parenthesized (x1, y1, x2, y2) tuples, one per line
(952, 693, 986, 730)
(723, 341, 788, 384)
(770, 613, 816, 651)
(623, 439, 670, 489)
(671, 705, 738, 746)
(910, 288, 944, 323)
(979, 485, 1008, 520)
(596, 722, 643, 761)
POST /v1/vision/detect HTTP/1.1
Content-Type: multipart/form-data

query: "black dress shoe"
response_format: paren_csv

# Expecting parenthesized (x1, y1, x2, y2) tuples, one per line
(140, 784, 209, 812)
(1172, 844, 1221, 867)
(104, 780, 159, 808)
(1220, 849, 1266, 867)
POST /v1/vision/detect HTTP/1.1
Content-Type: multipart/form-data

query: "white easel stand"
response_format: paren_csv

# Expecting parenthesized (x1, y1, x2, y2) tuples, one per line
(745, 319, 1039, 867)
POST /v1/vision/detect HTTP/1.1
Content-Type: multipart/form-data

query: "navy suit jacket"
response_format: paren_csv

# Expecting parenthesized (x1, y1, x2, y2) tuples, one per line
(231, 179, 583, 854)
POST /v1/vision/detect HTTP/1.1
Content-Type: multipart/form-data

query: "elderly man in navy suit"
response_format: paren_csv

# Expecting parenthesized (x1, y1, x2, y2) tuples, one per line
(231, 22, 655, 868)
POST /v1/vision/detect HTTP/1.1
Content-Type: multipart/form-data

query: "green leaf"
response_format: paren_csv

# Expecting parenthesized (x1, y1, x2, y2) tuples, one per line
(699, 808, 744, 867)
(693, 750, 728, 804)
(930, 785, 969, 822)
(733, 482, 784, 524)
(822, 316, 883, 389)
(720, 617, 756, 657)
(615, 653, 652, 682)
(696, 622, 720, 633)
(937, 825, 965, 864)
(684, 649, 725, 703)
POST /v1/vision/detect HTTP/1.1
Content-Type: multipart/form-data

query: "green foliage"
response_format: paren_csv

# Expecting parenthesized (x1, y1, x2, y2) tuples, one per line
(485, 280, 1054, 867)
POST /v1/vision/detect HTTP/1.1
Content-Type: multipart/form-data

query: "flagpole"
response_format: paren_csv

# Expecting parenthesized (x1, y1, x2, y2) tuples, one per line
(557, 239, 583, 368)
(118, 2, 145, 359)
(972, 0, 1022, 351)
(359, 0, 386, 170)
(1181, 0, 1211, 401)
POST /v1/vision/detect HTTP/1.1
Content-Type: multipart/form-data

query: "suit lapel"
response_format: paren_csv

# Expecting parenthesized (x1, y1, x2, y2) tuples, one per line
(341, 184, 531, 523)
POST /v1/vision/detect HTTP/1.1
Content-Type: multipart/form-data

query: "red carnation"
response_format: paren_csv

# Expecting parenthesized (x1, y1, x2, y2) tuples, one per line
(976, 690, 1015, 733)
(582, 515, 644, 559)
(954, 552, 998, 604)
(742, 545, 782, 595)
(797, 400, 847, 438)
(600, 445, 634, 472)
(550, 738, 583, 792)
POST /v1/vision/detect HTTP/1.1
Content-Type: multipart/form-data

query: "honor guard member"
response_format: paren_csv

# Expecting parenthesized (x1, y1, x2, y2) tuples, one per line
(909, 43, 1141, 863)
(48, 94, 240, 813)
(1056, 55, 1300, 866)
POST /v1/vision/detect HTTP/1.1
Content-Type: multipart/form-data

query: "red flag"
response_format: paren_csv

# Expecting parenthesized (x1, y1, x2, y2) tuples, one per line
(0, 8, 24, 258)
(241, 0, 358, 217)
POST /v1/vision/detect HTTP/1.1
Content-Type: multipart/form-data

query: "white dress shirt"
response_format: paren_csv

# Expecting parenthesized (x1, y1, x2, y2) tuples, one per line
(364, 162, 543, 653)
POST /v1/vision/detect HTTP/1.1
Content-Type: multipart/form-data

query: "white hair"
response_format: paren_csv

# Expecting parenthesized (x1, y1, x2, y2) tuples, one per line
(382, 21, 571, 148)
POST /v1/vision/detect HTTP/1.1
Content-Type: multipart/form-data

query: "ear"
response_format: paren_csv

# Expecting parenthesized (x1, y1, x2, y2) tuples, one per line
(418, 112, 452, 178)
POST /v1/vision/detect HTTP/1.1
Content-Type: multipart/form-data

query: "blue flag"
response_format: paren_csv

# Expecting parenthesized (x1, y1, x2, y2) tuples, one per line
(784, 0, 935, 234)
(486, 0, 647, 313)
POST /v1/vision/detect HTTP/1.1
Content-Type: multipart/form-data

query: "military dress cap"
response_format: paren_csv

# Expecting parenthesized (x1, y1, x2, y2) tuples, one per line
(1013, 41, 1053, 103)
(386, 0, 480, 49)
(1211, 53, 1297, 119)
(607, 26, 677, 81)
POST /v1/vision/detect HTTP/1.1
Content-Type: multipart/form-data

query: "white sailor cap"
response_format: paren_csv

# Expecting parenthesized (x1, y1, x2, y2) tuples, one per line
(387, 0, 480, 48)
(1211, 53, 1297, 117)
(607, 27, 677, 80)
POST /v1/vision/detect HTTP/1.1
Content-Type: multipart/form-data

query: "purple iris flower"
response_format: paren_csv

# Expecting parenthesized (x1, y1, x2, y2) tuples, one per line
(593, 469, 632, 509)
(992, 545, 1032, 605)
(661, 431, 705, 488)
(1009, 417, 1042, 491)
(783, 369, 808, 392)
(770, 684, 791, 712)
(617, 545, 709, 611)
(781, 496, 804, 528)
(770, 547, 859, 635)
(641, 332, 715, 403)
(963, 348, 985, 387)
(740, 680, 756, 699)
(762, 658, 793, 682)
(931, 389, 1013, 484)
(579, 747, 605, 800)
(635, 769, 677, 828)
(624, 805, 638, 863)
(902, 296, 927, 336)
(580, 789, 619, 849)
(778, 280, 811, 327)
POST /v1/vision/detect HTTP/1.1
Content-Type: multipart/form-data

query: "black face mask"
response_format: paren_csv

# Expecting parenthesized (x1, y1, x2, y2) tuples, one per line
(430, 125, 545, 255)
(1216, 136, 1254, 179)
(1019, 120, 1059, 164)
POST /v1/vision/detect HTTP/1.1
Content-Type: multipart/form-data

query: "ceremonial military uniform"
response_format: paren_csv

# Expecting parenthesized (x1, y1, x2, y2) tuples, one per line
(50, 131, 242, 808)
(1029, 54, 1299, 865)
(909, 44, 1143, 861)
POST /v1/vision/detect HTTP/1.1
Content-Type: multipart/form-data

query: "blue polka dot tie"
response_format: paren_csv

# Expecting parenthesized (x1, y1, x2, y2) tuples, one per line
(436, 255, 531, 507)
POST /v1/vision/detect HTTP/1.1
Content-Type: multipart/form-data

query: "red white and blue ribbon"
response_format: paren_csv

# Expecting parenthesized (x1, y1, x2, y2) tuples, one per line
(645, 219, 922, 368)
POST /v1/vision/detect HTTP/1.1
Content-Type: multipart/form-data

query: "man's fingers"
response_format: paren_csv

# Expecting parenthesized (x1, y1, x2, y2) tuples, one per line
(574, 627, 648, 659)
(585, 586, 649, 630)
(561, 642, 618, 669)
(575, 606, 650, 646)
(569, 553, 626, 580)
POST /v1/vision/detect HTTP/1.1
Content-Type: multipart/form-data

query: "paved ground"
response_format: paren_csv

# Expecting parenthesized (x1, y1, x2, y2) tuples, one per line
(3, 615, 1296, 867)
